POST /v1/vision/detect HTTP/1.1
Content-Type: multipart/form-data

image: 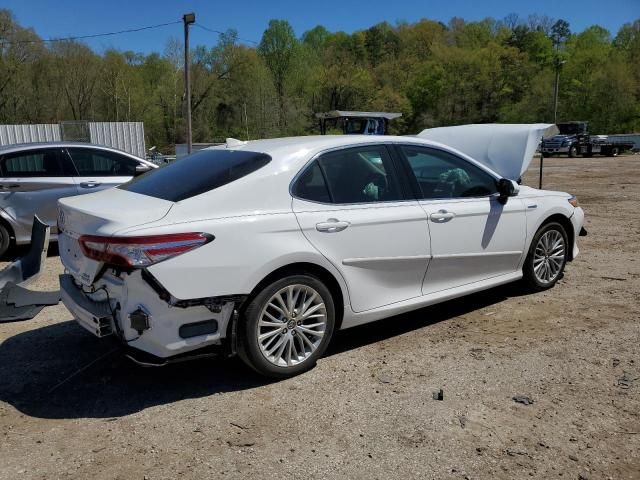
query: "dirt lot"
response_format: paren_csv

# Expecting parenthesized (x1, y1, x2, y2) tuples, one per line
(1, 155, 639, 480)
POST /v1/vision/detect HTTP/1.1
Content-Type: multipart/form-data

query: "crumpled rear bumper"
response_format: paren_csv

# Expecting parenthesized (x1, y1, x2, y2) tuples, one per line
(60, 270, 236, 360)
(60, 274, 113, 337)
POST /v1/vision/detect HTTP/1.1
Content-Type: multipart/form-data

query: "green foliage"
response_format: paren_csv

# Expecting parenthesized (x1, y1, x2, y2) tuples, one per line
(258, 19, 299, 128)
(0, 9, 638, 153)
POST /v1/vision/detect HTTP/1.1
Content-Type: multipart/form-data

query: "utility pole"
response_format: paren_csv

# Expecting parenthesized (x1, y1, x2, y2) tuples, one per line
(183, 12, 196, 154)
(553, 61, 560, 124)
(553, 56, 567, 124)
(550, 20, 570, 124)
(243, 102, 249, 140)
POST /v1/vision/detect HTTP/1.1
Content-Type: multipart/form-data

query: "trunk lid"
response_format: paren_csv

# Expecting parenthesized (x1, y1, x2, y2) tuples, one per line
(57, 188, 174, 285)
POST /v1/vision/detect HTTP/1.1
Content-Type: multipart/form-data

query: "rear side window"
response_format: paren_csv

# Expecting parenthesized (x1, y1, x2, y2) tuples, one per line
(68, 148, 137, 177)
(120, 149, 271, 202)
(321, 146, 402, 203)
(292, 161, 331, 203)
(293, 146, 403, 204)
(0, 148, 75, 177)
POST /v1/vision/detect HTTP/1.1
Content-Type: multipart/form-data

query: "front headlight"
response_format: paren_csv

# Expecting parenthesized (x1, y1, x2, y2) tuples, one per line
(568, 195, 579, 208)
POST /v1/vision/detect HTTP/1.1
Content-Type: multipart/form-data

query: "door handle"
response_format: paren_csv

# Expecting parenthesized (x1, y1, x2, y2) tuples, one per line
(430, 210, 455, 222)
(316, 219, 350, 233)
(0, 184, 20, 190)
(80, 181, 101, 188)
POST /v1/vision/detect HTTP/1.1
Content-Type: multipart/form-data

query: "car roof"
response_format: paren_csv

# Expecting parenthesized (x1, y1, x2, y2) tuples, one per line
(209, 134, 489, 174)
(212, 135, 439, 158)
(0, 141, 139, 156)
(0, 141, 154, 165)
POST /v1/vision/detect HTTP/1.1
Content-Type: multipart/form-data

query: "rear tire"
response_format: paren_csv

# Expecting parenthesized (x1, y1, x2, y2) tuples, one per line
(0, 223, 11, 258)
(523, 222, 568, 291)
(238, 274, 335, 378)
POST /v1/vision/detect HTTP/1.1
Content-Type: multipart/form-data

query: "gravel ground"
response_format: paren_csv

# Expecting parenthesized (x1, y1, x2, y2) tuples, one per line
(0, 155, 639, 480)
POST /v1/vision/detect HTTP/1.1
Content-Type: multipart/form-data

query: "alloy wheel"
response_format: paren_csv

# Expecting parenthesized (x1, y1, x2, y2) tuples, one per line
(533, 229, 566, 284)
(257, 284, 327, 367)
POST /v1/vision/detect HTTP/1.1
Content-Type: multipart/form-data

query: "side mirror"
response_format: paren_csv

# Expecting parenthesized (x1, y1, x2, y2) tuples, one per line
(135, 164, 152, 176)
(497, 178, 519, 203)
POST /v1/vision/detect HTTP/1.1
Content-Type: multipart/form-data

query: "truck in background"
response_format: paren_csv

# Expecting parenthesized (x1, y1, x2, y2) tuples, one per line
(316, 111, 402, 135)
(541, 121, 635, 157)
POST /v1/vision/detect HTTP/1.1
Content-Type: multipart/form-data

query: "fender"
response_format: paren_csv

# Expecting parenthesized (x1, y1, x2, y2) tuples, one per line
(518, 195, 577, 269)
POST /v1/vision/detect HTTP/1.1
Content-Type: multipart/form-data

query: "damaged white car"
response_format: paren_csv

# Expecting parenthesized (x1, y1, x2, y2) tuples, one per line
(58, 124, 586, 378)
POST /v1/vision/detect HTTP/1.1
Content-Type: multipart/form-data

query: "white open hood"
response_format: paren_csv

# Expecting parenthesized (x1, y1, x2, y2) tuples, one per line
(416, 123, 559, 180)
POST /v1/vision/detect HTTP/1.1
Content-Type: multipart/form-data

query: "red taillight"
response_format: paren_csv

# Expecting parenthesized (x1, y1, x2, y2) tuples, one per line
(79, 232, 213, 268)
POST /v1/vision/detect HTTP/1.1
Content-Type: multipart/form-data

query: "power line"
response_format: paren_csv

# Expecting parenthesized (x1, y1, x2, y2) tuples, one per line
(0, 20, 181, 46)
(0, 18, 260, 49)
(193, 23, 258, 45)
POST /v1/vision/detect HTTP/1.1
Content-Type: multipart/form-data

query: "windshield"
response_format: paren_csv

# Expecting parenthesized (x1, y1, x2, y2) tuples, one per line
(344, 118, 368, 134)
(557, 123, 586, 135)
(119, 149, 271, 202)
(344, 118, 385, 135)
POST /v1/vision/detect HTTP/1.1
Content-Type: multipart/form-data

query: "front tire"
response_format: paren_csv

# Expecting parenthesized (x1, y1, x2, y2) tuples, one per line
(238, 274, 335, 378)
(568, 145, 578, 158)
(0, 223, 11, 258)
(523, 222, 568, 291)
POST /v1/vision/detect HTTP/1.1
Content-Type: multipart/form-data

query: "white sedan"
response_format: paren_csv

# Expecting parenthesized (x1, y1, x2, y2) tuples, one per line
(57, 124, 585, 377)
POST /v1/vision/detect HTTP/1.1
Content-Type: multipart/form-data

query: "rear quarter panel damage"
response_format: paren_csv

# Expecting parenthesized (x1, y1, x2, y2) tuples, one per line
(140, 213, 350, 304)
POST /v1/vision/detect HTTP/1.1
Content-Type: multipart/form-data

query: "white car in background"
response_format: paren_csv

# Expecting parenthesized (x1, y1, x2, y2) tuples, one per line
(58, 125, 585, 378)
(0, 142, 156, 256)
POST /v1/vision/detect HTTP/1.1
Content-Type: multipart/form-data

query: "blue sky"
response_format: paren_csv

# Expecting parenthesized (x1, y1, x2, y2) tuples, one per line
(4, 0, 639, 52)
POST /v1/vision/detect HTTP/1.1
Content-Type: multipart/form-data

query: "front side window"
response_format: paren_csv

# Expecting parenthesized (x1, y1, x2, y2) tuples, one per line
(120, 149, 271, 202)
(400, 146, 498, 199)
(67, 148, 138, 177)
(301, 145, 402, 204)
(0, 149, 74, 177)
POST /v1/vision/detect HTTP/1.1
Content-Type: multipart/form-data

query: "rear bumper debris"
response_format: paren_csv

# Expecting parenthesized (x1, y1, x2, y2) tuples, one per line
(60, 270, 239, 361)
(0, 216, 50, 290)
(123, 344, 223, 367)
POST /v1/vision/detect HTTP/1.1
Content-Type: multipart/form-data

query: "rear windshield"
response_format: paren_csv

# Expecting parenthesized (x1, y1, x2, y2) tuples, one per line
(119, 149, 271, 202)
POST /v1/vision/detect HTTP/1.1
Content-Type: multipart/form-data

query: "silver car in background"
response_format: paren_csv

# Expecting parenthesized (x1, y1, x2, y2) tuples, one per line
(0, 142, 156, 256)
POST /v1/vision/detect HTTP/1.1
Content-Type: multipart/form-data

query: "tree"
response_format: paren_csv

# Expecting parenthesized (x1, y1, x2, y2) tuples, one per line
(302, 25, 330, 50)
(0, 9, 46, 122)
(50, 41, 100, 120)
(258, 19, 298, 128)
(551, 19, 571, 46)
(364, 22, 399, 66)
(0, 8, 638, 150)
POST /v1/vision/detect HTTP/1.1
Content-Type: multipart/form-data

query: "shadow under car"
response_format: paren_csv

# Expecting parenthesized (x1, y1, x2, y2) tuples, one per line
(0, 282, 530, 420)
